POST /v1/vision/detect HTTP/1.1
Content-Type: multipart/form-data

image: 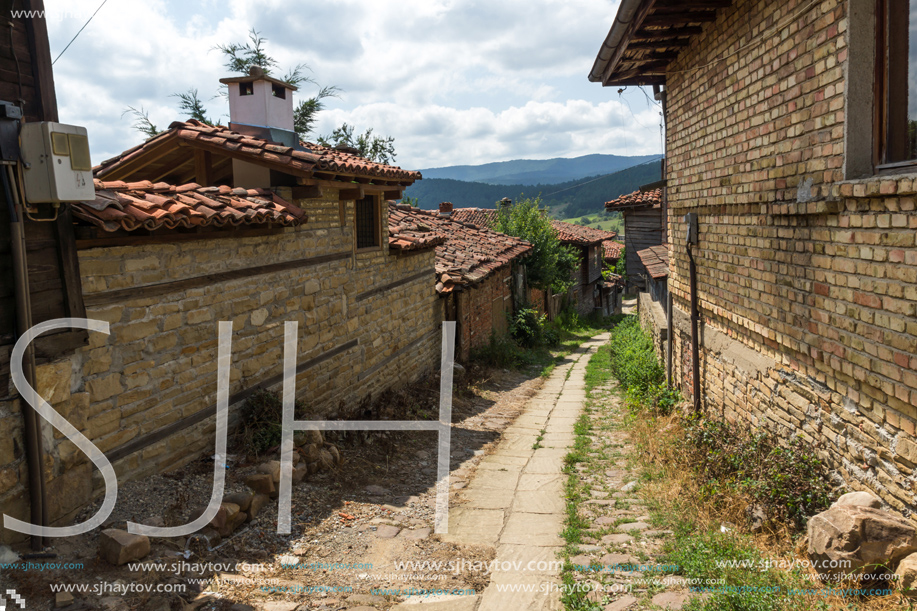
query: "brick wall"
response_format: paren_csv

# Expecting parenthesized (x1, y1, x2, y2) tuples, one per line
(0, 194, 442, 543)
(664, 0, 917, 513)
(456, 269, 513, 361)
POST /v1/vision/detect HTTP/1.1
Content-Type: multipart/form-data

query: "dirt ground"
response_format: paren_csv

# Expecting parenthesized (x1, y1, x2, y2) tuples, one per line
(0, 365, 543, 611)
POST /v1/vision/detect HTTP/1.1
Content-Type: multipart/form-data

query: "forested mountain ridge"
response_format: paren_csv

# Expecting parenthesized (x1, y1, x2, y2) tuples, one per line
(420, 153, 662, 185)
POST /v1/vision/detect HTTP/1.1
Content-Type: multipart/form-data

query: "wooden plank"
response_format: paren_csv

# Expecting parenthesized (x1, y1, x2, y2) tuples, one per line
(602, 0, 658, 85)
(383, 189, 404, 200)
(56, 206, 87, 320)
(104, 338, 360, 463)
(76, 226, 285, 249)
(339, 187, 364, 201)
(633, 26, 704, 40)
(291, 185, 322, 200)
(643, 11, 718, 25)
(83, 251, 352, 307)
(355, 270, 432, 303)
(193, 149, 213, 187)
(23, 0, 58, 122)
(626, 39, 691, 49)
(96, 135, 180, 181)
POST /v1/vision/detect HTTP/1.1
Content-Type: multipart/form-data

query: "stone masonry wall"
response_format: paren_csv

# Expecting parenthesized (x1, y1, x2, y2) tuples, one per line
(664, 0, 917, 514)
(0, 194, 442, 543)
(638, 292, 668, 363)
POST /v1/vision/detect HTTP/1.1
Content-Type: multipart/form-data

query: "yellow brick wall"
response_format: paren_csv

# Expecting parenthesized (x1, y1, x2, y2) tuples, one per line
(0, 194, 443, 543)
(665, 0, 917, 512)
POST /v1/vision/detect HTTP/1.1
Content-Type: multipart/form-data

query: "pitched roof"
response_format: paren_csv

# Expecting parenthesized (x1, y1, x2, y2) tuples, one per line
(451, 208, 617, 246)
(603, 239, 624, 260)
(72, 179, 306, 233)
(450, 207, 497, 228)
(95, 120, 421, 185)
(636, 243, 669, 279)
(549, 220, 616, 246)
(588, 1, 733, 86)
(605, 188, 662, 210)
(388, 206, 532, 293)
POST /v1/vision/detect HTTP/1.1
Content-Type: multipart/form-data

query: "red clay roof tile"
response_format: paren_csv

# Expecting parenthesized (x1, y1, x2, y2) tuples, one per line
(636, 243, 669, 279)
(72, 179, 306, 233)
(603, 239, 624, 259)
(605, 188, 663, 210)
(389, 207, 532, 293)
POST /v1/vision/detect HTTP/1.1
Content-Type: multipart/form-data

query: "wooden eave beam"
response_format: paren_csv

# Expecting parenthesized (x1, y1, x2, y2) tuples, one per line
(95, 134, 180, 181)
(656, 0, 731, 8)
(339, 186, 364, 201)
(633, 25, 704, 40)
(627, 38, 691, 49)
(194, 149, 213, 187)
(602, 0, 658, 86)
(643, 12, 718, 26)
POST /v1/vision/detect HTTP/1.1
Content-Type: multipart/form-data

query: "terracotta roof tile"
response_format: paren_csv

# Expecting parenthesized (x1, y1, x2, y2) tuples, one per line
(636, 243, 670, 279)
(549, 220, 616, 246)
(450, 208, 498, 229)
(389, 207, 532, 293)
(603, 239, 624, 259)
(72, 179, 306, 233)
(95, 120, 422, 183)
(605, 188, 663, 210)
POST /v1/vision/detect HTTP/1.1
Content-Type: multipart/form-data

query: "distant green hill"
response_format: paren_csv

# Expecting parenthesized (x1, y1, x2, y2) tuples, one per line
(404, 160, 662, 219)
(420, 153, 662, 185)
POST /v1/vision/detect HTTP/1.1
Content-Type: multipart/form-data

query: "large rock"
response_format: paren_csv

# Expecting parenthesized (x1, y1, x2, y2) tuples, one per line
(245, 474, 275, 496)
(808, 505, 917, 579)
(98, 529, 150, 565)
(832, 491, 881, 509)
(895, 552, 917, 597)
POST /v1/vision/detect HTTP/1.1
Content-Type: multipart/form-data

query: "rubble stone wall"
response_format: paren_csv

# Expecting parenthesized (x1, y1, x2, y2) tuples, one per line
(0, 194, 442, 543)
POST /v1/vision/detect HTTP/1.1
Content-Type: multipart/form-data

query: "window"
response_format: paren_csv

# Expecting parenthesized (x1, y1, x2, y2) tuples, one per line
(239, 82, 254, 96)
(876, 0, 917, 169)
(355, 195, 380, 250)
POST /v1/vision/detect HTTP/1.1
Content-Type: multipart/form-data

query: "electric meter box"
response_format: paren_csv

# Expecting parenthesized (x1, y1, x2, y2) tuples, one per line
(20, 122, 95, 203)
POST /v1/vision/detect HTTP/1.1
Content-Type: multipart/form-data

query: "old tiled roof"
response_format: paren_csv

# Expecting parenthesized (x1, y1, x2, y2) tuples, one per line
(388, 206, 532, 293)
(605, 188, 662, 210)
(601, 273, 624, 288)
(603, 239, 624, 260)
(95, 120, 421, 184)
(452, 208, 617, 247)
(450, 207, 497, 229)
(550, 220, 616, 246)
(636, 244, 670, 280)
(72, 179, 306, 232)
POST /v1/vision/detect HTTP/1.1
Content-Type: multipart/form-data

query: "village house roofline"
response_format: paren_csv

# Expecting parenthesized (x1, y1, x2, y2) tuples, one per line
(449, 208, 617, 247)
(94, 119, 421, 187)
(605, 187, 663, 210)
(603, 239, 624, 260)
(636, 243, 669, 279)
(588, 0, 734, 87)
(71, 179, 306, 234)
(389, 205, 533, 294)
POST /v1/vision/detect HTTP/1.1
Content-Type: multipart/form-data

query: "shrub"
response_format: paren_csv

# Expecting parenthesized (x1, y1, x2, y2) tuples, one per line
(510, 307, 546, 347)
(607, 316, 665, 399)
(682, 415, 834, 529)
(238, 388, 307, 456)
(470, 333, 532, 369)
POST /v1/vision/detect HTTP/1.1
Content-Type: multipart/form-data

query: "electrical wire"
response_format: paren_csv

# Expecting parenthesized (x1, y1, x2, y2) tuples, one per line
(52, 0, 110, 65)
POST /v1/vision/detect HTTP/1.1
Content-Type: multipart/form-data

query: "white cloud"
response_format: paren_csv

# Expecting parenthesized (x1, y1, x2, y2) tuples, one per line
(44, 0, 661, 170)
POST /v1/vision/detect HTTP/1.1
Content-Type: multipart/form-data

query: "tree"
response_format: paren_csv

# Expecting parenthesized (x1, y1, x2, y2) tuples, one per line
(318, 123, 396, 165)
(400, 195, 420, 207)
(124, 29, 348, 145)
(491, 196, 579, 293)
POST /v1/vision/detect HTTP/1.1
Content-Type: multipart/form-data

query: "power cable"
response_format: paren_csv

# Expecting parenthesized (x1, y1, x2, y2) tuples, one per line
(52, 0, 110, 65)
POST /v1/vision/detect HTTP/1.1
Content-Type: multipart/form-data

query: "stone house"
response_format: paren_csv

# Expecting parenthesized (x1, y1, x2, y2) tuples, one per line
(604, 188, 664, 294)
(0, 71, 440, 543)
(390, 202, 532, 361)
(590, 0, 917, 512)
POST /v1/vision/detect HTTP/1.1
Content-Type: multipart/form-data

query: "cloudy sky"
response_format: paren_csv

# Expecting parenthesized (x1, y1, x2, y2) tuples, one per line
(44, 0, 663, 170)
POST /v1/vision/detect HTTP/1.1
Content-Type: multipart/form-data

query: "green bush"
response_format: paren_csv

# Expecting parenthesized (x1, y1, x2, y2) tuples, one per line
(239, 388, 308, 456)
(509, 307, 546, 348)
(682, 415, 834, 529)
(470, 333, 532, 369)
(607, 317, 665, 398)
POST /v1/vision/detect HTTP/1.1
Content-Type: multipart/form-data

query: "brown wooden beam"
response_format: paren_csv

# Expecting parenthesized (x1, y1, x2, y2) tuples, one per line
(627, 38, 691, 49)
(291, 185, 323, 199)
(339, 187, 364, 201)
(194, 149, 213, 187)
(643, 12, 718, 26)
(602, 0, 658, 86)
(383, 189, 404, 200)
(633, 26, 704, 40)
(656, 0, 731, 8)
(96, 135, 180, 180)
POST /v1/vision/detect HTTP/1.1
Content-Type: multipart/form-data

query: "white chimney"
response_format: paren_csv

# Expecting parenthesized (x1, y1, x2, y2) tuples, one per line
(220, 66, 297, 137)
(219, 66, 299, 187)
